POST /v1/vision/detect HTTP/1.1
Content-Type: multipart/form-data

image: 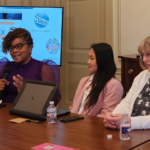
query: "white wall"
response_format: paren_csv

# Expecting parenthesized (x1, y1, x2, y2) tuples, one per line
(120, 0, 150, 55)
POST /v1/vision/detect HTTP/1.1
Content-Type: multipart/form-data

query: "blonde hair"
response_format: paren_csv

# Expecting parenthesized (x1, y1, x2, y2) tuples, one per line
(138, 36, 150, 70)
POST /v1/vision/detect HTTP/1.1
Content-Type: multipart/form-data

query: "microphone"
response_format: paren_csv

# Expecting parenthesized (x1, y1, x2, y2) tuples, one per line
(0, 67, 11, 100)
(3, 67, 11, 79)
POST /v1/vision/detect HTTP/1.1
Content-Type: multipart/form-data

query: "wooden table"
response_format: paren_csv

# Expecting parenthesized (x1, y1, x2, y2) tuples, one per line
(131, 140, 150, 150)
(0, 103, 150, 150)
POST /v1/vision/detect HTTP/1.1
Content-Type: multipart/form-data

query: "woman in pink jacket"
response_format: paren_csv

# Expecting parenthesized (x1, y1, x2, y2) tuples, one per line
(69, 43, 123, 117)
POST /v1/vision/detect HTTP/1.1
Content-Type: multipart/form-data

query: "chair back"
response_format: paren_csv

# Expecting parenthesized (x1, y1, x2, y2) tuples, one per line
(42, 59, 60, 83)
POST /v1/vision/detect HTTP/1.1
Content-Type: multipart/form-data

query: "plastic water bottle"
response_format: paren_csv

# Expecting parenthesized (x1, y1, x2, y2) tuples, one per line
(47, 101, 57, 123)
(120, 114, 131, 140)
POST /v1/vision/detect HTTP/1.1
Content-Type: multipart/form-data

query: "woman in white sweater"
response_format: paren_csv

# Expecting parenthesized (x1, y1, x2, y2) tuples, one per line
(104, 36, 150, 130)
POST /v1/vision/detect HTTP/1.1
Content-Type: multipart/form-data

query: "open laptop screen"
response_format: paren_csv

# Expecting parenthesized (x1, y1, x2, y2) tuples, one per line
(9, 80, 58, 120)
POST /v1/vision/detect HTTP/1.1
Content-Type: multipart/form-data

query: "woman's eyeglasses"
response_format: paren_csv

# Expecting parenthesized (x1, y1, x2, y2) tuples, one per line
(9, 43, 29, 52)
(140, 54, 150, 59)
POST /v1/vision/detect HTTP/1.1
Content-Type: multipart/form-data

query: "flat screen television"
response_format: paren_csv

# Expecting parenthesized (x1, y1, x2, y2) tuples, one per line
(0, 6, 63, 66)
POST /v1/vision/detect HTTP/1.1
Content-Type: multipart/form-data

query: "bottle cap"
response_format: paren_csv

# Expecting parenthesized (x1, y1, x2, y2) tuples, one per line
(123, 113, 128, 117)
(107, 134, 112, 139)
(49, 101, 54, 104)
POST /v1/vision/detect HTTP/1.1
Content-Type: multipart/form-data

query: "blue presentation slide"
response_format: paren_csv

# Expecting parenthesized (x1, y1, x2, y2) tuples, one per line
(0, 7, 63, 66)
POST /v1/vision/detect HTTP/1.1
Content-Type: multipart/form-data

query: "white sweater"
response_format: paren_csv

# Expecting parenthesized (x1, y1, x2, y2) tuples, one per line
(113, 70, 150, 130)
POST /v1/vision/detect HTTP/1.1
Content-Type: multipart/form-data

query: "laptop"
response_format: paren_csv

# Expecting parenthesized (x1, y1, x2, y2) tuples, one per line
(57, 109, 70, 117)
(9, 80, 70, 120)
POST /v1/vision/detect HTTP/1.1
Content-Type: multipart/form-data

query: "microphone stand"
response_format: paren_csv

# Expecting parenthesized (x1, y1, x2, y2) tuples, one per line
(0, 100, 7, 108)
(0, 67, 10, 108)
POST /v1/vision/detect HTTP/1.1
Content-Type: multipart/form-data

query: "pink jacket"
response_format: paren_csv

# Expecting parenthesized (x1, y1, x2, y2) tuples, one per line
(69, 76, 123, 117)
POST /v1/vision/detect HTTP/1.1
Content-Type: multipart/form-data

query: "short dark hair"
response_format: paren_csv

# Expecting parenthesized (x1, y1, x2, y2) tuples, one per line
(85, 43, 116, 109)
(2, 27, 33, 53)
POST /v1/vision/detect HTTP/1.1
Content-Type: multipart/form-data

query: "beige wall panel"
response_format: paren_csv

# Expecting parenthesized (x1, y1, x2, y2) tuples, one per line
(5, 0, 23, 5)
(112, 0, 122, 76)
(99, 0, 106, 43)
(23, 0, 30, 6)
(69, 1, 100, 49)
(67, 63, 88, 102)
(112, 0, 120, 67)
(0, 0, 30, 6)
(66, 52, 89, 63)
(113, 0, 150, 70)
(0, 0, 61, 6)
(0, 0, 6, 5)
(46, 0, 61, 6)
(115, 68, 121, 82)
(120, 0, 150, 55)
(105, 0, 113, 45)
(31, 0, 46, 6)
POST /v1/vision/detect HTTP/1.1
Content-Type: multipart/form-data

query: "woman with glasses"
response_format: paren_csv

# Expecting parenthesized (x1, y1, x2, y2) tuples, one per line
(104, 36, 150, 130)
(69, 43, 123, 117)
(0, 28, 61, 105)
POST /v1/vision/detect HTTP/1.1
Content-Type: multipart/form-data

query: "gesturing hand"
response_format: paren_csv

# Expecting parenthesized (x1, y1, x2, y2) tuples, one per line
(13, 74, 24, 92)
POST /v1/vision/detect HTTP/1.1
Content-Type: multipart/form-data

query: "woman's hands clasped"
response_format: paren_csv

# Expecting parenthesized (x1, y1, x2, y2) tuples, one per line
(103, 112, 124, 129)
(13, 74, 24, 92)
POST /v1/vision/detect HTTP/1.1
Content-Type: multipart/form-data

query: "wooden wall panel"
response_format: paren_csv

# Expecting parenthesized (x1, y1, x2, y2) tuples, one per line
(69, 1, 99, 49)
(5, 0, 23, 6)
(31, 0, 46, 6)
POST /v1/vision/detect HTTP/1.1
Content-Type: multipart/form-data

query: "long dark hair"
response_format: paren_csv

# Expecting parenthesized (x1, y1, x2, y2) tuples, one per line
(85, 43, 116, 109)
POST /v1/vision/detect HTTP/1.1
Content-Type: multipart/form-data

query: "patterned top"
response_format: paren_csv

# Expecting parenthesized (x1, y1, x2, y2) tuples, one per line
(131, 78, 150, 116)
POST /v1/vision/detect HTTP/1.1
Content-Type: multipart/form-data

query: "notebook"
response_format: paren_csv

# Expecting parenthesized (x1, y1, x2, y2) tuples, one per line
(31, 142, 79, 150)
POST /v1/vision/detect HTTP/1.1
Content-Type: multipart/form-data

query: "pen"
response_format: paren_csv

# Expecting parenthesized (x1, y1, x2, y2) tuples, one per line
(26, 119, 43, 123)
